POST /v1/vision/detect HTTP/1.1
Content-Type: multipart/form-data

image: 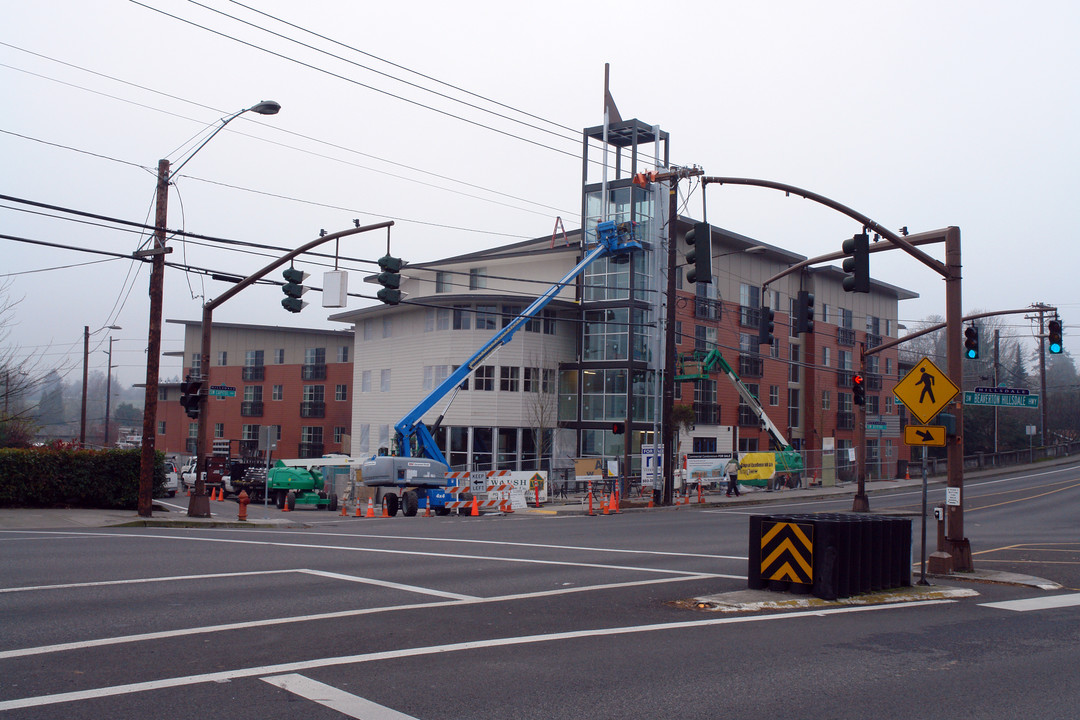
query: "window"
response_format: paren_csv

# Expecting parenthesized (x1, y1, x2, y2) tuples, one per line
(334, 426, 346, 444)
(542, 368, 555, 393)
(820, 304, 829, 325)
(242, 424, 260, 441)
(217, 351, 227, 366)
(868, 395, 880, 415)
(523, 367, 540, 392)
(380, 369, 391, 392)
(583, 308, 629, 361)
(789, 344, 800, 383)
(581, 369, 627, 421)
(436, 271, 451, 293)
(542, 309, 557, 335)
(502, 305, 522, 328)
(272, 384, 283, 401)
(500, 366, 520, 392)
(886, 357, 893, 377)
(469, 267, 487, 290)
(362, 320, 372, 341)
(769, 385, 779, 406)
(475, 365, 495, 391)
(159, 387, 168, 402)
(788, 388, 800, 429)
(425, 309, 436, 333)
(337, 346, 349, 363)
(190, 354, 201, 373)
(214, 423, 224, 438)
(246, 350, 264, 367)
(274, 348, 285, 364)
(188, 422, 198, 438)
(358, 424, 370, 453)
(840, 308, 853, 329)
(839, 349, 853, 371)
(157, 420, 166, 435)
(382, 318, 392, 339)
(437, 307, 450, 330)
(361, 370, 371, 393)
(423, 365, 450, 391)
(822, 347, 831, 368)
(476, 304, 497, 330)
(821, 390, 831, 410)
(335, 384, 347, 401)
(885, 396, 894, 414)
(244, 385, 263, 402)
(453, 305, 471, 330)
(305, 348, 326, 365)
(675, 321, 683, 345)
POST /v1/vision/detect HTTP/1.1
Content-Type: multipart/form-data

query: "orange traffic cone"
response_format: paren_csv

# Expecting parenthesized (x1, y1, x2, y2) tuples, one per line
(601, 494, 610, 515)
(282, 497, 291, 512)
(424, 501, 432, 517)
(355, 503, 362, 517)
(380, 499, 389, 518)
(340, 503, 347, 516)
(470, 496, 479, 516)
(366, 497, 375, 518)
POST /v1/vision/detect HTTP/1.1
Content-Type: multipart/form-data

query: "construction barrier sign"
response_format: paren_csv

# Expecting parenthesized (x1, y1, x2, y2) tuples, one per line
(737, 452, 776, 483)
(760, 520, 814, 584)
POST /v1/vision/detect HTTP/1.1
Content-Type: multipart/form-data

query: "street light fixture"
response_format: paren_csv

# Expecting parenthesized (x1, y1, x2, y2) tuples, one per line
(137, 101, 281, 518)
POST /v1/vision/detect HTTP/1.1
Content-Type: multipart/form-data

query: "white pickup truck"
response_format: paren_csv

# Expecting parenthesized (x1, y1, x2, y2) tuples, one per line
(180, 461, 232, 494)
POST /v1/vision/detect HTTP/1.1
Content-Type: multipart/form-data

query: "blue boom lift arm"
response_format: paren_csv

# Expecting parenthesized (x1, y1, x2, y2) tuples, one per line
(394, 221, 642, 467)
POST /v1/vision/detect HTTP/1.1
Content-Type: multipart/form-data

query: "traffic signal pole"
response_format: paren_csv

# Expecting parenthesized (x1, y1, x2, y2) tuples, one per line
(187, 221, 393, 517)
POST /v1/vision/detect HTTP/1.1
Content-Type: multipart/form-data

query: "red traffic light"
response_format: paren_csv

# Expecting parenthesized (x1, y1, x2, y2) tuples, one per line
(853, 374, 863, 386)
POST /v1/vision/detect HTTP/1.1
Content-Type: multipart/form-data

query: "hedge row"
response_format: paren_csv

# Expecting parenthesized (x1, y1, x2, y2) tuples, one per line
(0, 448, 165, 509)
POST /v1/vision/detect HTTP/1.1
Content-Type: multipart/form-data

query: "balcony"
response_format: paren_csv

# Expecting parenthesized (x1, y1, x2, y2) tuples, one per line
(694, 297, 722, 321)
(837, 327, 856, 346)
(238, 439, 259, 457)
(693, 402, 721, 426)
(739, 305, 760, 328)
(298, 442, 324, 458)
(738, 353, 764, 378)
(301, 363, 327, 380)
(240, 401, 264, 417)
(866, 373, 883, 391)
(242, 366, 265, 381)
(865, 333, 883, 350)
(837, 370, 854, 387)
(300, 401, 326, 418)
(837, 412, 855, 431)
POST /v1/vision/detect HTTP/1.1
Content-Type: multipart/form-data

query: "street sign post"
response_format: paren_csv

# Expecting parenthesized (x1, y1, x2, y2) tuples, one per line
(904, 425, 947, 447)
(893, 357, 960, 425)
(963, 391, 1039, 408)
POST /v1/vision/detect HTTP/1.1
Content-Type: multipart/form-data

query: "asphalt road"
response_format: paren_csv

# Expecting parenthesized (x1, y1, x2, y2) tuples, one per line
(1, 461, 1078, 719)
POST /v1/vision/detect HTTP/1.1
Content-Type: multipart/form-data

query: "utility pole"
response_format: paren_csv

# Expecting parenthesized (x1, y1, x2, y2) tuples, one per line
(993, 328, 999, 454)
(80, 325, 89, 448)
(1036, 303, 1049, 448)
(138, 159, 169, 518)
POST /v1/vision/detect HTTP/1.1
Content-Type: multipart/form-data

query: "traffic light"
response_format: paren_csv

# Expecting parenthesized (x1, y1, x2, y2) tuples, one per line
(611, 422, 625, 435)
(684, 221, 712, 285)
(1048, 319, 1063, 354)
(796, 290, 815, 335)
(841, 232, 870, 293)
(179, 377, 202, 419)
(852, 373, 865, 406)
(377, 254, 403, 305)
(757, 306, 775, 346)
(964, 325, 979, 360)
(281, 267, 309, 313)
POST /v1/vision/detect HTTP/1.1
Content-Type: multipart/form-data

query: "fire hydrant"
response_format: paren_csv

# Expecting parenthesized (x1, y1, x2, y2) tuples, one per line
(237, 490, 250, 522)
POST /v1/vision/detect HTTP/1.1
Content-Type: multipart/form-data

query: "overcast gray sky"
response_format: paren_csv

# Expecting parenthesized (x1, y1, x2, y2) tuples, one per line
(2, 0, 1077, 389)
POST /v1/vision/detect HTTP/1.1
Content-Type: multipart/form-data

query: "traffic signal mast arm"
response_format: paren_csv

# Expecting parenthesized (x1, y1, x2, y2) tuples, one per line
(693, 348, 793, 451)
(394, 221, 643, 465)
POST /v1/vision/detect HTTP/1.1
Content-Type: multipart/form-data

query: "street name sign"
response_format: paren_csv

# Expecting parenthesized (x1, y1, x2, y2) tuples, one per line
(904, 425, 947, 447)
(866, 422, 887, 431)
(963, 391, 1039, 408)
(208, 385, 237, 397)
(973, 386, 1029, 396)
(893, 357, 960, 425)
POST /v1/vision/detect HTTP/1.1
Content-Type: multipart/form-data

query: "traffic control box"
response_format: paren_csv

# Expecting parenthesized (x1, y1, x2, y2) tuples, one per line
(748, 513, 912, 600)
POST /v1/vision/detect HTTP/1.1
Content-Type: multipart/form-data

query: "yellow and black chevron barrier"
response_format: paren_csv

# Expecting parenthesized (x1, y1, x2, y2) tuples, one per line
(747, 513, 913, 600)
(759, 520, 814, 584)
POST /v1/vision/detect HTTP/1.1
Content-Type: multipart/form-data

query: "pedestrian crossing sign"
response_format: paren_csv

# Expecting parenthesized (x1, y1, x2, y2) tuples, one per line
(893, 357, 960, 425)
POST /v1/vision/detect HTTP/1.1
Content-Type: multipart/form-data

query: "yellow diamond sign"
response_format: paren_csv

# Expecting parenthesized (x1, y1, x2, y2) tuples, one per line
(893, 357, 960, 425)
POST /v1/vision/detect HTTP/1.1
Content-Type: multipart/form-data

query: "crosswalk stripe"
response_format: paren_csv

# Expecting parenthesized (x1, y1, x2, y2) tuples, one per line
(980, 593, 1080, 612)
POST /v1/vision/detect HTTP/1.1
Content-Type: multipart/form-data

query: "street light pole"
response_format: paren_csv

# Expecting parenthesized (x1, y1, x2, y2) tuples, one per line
(80, 325, 89, 448)
(104, 335, 115, 448)
(137, 101, 280, 518)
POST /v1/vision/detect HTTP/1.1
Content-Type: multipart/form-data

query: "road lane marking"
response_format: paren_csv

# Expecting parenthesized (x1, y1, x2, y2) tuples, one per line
(980, 593, 1080, 612)
(297, 569, 475, 600)
(0, 574, 728, 661)
(261, 674, 419, 719)
(0, 599, 955, 712)
(0, 530, 720, 578)
(0, 569, 292, 594)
